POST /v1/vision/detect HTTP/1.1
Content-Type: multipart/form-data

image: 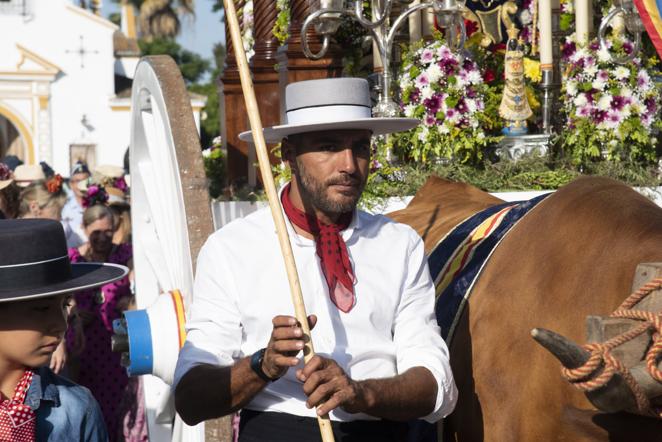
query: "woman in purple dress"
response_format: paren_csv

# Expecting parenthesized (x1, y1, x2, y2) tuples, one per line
(64, 204, 133, 441)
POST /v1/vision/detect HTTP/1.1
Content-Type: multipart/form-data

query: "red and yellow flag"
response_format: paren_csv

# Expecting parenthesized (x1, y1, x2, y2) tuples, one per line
(634, 0, 662, 58)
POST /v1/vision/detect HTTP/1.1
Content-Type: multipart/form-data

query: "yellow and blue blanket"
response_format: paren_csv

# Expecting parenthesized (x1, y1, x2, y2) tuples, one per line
(428, 193, 550, 342)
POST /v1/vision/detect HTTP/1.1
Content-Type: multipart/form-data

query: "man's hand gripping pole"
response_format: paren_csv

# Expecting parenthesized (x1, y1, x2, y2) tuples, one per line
(222, 1, 336, 441)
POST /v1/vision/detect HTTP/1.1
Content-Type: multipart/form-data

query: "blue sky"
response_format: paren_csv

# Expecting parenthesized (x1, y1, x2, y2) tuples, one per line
(101, 1, 226, 66)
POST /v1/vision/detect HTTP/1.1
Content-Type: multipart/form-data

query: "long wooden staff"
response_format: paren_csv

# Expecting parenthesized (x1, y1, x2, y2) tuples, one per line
(222, 1, 335, 441)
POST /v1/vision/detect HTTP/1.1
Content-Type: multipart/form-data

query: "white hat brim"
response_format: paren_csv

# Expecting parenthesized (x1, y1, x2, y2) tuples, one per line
(238, 117, 420, 144)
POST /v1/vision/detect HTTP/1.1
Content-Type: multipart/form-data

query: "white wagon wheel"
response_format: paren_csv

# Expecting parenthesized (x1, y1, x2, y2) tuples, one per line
(122, 55, 215, 442)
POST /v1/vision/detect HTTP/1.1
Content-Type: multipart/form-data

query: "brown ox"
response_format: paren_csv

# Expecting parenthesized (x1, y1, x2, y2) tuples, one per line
(389, 176, 662, 441)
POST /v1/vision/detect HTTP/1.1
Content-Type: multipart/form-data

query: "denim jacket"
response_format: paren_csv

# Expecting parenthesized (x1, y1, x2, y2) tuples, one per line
(25, 367, 108, 442)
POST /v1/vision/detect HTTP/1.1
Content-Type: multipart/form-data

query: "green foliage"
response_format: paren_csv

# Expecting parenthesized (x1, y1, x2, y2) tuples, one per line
(138, 37, 210, 84)
(273, 0, 290, 46)
(203, 144, 226, 199)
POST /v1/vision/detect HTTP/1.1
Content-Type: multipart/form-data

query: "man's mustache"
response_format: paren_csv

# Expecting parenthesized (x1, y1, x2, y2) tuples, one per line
(325, 175, 362, 187)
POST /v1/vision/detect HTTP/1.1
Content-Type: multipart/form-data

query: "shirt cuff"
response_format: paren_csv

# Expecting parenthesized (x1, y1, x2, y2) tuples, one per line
(398, 360, 458, 423)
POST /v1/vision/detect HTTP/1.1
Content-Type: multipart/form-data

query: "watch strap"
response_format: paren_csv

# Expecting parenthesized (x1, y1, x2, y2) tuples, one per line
(250, 348, 275, 382)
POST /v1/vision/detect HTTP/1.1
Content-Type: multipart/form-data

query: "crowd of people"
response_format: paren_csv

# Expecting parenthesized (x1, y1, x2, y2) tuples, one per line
(0, 156, 147, 441)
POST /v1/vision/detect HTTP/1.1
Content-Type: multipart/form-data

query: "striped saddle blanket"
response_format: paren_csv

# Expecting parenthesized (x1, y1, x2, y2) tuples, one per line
(428, 193, 550, 342)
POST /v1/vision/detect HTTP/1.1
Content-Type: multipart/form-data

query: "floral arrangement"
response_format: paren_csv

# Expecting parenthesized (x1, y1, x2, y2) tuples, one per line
(45, 174, 63, 194)
(82, 184, 109, 208)
(560, 36, 662, 165)
(392, 38, 502, 164)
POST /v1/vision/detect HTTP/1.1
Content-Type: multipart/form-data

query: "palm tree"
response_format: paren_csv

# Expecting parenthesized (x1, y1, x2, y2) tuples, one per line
(121, 0, 195, 39)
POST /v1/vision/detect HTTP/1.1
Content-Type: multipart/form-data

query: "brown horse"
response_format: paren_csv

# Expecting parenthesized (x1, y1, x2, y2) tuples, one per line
(389, 176, 662, 441)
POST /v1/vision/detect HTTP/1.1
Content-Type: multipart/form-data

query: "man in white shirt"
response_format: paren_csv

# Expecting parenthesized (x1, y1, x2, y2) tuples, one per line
(174, 78, 457, 441)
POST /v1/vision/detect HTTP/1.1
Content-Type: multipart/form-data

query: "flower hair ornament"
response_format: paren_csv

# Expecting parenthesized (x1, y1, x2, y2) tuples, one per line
(82, 184, 109, 208)
(45, 174, 63, 194)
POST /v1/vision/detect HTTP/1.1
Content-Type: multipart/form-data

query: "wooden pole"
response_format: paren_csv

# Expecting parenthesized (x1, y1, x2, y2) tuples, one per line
(222, 1, 336, 441)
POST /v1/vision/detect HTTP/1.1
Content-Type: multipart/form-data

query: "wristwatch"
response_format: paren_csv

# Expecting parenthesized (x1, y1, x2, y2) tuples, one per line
(250, 348, 276, 382)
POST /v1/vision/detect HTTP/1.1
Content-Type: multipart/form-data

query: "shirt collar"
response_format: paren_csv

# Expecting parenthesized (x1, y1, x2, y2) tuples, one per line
(278, 184, 362, 246)
(25, 367, 60, 410)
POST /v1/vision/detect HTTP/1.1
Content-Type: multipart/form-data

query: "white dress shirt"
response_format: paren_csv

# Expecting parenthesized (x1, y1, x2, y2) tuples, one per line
(174, 204, 457, 423)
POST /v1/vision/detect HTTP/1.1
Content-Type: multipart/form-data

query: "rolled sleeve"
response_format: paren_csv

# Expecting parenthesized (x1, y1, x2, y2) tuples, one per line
(173, 237, 243, 388)
(393, 232, 458, 423)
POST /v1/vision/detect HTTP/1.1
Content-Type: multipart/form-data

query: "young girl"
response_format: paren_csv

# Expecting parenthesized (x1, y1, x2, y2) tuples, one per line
(0, 218, 128, 440)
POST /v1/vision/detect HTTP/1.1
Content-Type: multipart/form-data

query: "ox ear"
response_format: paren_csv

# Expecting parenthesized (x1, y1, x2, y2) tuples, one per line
(530, 328, 590, 368)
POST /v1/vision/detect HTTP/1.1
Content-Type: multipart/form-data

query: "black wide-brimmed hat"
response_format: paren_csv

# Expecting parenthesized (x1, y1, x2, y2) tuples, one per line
(0, 219, 128, 302)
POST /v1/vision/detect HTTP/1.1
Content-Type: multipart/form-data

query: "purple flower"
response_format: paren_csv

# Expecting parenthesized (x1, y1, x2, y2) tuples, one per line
(456, 99, 468, 114)
(589, 41, 600, 51)
(466, 88, 477, 99)
(424, 114, 437, 126)
(593, 110, 607, 123)
(87, 185, 99, 198)
(597, 70, 609, 81)
(114, 176, 128, 192)
(645, 97, 657, 114)
(410, 88, 421, 103)
(562, 41, 576, 60)
(623, 40, 634, 55)
(611, 96, 626, 111)
(446, 108, 458, 119)
(423, 94, 442, 114)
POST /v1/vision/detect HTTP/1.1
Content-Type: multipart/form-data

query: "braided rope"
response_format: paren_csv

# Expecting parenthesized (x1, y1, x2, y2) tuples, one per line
(560, 277, 662, 416)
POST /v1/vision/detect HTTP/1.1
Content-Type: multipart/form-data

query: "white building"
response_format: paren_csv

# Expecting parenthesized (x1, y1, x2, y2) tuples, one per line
(0, 0, 205, 176)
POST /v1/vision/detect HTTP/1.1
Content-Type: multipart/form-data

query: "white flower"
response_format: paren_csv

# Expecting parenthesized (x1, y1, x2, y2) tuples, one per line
(418, 127, 429, 142)
(621, 87, 633, 98)
(202, 148, 213, 158)
(584, 63, 598, 77)
(420, 86, 434, 100)
(566, 80, 578, 96)
(570, 48, 589, 64)
(437, 124, 450, 135)
(592, 78, 607, 91)
(212, 136, 222, 146)
(467, 70, 482, 85)
(597, 46, 612, 63)
(573, 93, 588, 108)
(597, 94, 612, 111)
(466, 99, 477, 113)
(426, 63, 443, 84)
(404, 104, 417, 117)
(476, 131, 485, 140)
(613, 66, 630, 81)
(519, 10, 532, 25)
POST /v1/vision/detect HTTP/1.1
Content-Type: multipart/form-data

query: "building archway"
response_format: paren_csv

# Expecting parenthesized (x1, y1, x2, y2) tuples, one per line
(0, 104, 35, 165)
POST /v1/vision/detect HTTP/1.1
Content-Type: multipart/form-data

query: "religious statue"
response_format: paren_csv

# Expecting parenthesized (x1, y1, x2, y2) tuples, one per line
(499, 27, 533, 135)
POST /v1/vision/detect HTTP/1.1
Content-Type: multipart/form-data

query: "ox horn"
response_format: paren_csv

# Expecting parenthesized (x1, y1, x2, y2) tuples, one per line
(530, 328, 590, 368)
(531, 327, 640, 414)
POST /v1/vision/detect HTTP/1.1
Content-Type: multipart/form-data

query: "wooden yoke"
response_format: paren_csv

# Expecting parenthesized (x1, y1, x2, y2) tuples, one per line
(222, 0, 336, 440)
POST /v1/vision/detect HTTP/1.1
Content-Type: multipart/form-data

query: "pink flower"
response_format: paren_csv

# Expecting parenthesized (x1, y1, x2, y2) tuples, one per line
(415, 73, 430, 88)
(421, 49, 434, 63)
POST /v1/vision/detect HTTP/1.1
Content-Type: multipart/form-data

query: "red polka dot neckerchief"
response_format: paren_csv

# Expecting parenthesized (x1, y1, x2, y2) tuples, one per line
(281, 184, 356, 313)
(0, 370, 36, 441)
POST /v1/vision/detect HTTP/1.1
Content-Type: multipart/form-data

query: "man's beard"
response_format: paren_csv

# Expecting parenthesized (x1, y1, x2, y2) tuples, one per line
(295, 158, 365, 216)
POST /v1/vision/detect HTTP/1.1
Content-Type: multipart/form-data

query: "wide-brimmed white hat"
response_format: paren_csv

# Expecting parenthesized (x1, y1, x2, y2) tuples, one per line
(239, 78, 418, 143)
(14, 164, 45, 187)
